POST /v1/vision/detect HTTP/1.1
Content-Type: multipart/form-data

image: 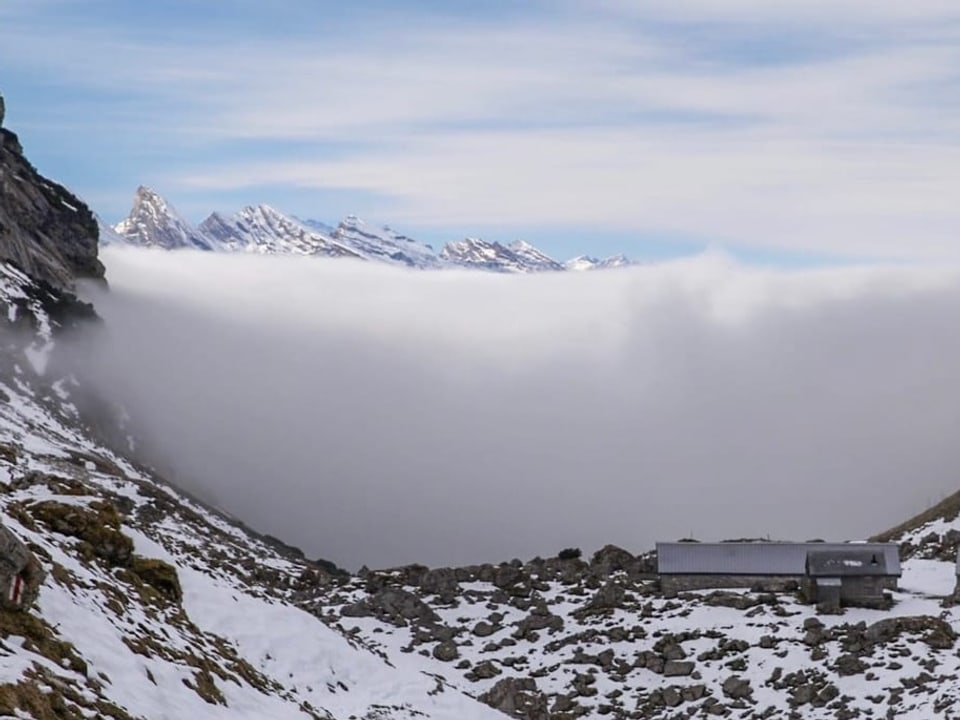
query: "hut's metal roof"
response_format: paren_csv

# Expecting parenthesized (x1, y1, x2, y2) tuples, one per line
(806, 550, 887, 577)
(656, 542, 901, 576)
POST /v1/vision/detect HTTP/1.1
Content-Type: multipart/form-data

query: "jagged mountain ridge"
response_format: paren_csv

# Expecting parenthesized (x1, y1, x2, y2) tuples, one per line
(110, 186, 632, 273)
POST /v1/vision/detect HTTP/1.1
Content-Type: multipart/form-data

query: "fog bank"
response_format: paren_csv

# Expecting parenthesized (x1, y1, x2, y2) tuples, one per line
(79, 249, 960, 570)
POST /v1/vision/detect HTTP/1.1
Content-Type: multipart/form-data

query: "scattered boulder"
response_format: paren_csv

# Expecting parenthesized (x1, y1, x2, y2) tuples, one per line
(468, 660, 502, 680)
(574, 581, 626, 617)
(704, 590, 776, 611)
(30, 500, 133, 567)
(472, 620, 496, 637)
(864, 616, 956, 650)
(340, 587, 440, 627)
(834, 653, 868, 676)
(128, 557, 182, 603)
(663, 660, 695, 677)
(493, 564, 525, 589)
(513, 611, 563, 640)
(432, 640, 459, 662)
(419, 567, 460, 602)
(0, 523, 43, 610)
(479, 677, 549, 720)
(590, 544, 635, 573)
(721, 675, 752, 700)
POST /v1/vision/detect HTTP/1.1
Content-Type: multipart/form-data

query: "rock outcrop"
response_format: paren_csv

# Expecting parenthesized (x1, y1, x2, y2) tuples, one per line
(0, 521, 43, 610)
(0, 94, 104, 292)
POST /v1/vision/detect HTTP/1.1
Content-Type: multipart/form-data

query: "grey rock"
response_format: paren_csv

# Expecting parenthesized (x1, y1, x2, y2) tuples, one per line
(432, 640, 459, 662)
(550, 694, 576, 713)
(0, 521, 43, 610)
(419, 567, 460, 601)
(835, 653, 868, 676)
(479, 677, 549, 720)
(470, 660, 501, 680)
(339, 601, 371, 618)
(349, 587, 440, 627)
(493, 564, 524, 589)
(682, 684, 707, 702)
(575, 581, 626, 616)
(590, 544, 636, 573)
(0, 112, 104, 291)
(790, 684, 816, 706)
(661, 686, 682, 707)
(472, 620, 496, 637)
(661, 643, 686, 661)
(663, 660, 695, 677)
(513, 611, 563, 640)
(721, 675, 752, 700)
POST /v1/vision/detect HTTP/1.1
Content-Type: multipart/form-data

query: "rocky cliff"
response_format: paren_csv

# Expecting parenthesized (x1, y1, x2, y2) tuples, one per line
(0, 96, 104, 294)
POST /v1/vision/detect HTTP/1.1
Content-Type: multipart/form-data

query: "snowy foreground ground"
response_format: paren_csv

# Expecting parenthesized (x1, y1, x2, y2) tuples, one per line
(313, 551, 960, 719)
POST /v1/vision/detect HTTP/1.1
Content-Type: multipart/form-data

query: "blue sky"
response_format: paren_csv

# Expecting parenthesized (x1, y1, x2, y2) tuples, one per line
(2, 0, 960, 263)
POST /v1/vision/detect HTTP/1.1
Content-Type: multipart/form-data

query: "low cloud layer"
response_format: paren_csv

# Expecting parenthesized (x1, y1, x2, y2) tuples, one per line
(78, 248, 960, 570)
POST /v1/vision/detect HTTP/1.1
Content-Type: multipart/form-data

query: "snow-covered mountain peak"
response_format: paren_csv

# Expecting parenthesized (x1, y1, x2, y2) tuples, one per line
(506, 239, 565, 272)
(200, 205, 361, 258)
(112, 185, 637, 273)
(331, 214, 441, 268)
(114, 186, 216, 251)
(565, 253, 633, 271)
(440, 237, 563, 273)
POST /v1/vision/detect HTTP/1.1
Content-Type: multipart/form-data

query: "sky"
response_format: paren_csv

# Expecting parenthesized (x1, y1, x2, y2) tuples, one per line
(76, 248, 960, 570)
(2, 0, 960, 262)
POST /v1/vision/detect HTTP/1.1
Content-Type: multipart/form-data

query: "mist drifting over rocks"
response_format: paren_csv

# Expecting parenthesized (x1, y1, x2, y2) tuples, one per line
(78, 248, 960, 570)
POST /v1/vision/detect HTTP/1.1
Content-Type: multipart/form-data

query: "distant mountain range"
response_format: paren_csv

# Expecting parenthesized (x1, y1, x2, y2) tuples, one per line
(105, 186, 633, 273)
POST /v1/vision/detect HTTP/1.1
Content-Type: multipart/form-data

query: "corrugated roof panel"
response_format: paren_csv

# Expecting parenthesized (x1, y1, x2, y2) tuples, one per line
(656, 542, 901, 576)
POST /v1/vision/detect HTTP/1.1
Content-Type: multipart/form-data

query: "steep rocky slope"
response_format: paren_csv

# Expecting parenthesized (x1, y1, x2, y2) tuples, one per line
(0, 102, 103, 291)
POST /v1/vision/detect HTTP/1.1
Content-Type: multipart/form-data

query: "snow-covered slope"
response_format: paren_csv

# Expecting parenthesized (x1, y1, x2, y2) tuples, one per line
(439, 238, 564, 273)
(565, 254, 632, 271)
(114, 187, 217, 251)
(331, 215, 442, 269)
(199, 206, 361, 259)
(0, 263, 503, 720)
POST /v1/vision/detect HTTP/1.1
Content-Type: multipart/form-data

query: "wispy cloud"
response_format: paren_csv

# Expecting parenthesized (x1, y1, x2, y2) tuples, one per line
(3, 1, 959, 259)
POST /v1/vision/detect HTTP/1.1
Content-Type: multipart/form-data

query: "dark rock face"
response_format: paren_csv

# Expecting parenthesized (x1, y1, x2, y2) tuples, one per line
(0, 522, 44, 610)
(0, 96, 104, 292)
(479, 677, 549, 720)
